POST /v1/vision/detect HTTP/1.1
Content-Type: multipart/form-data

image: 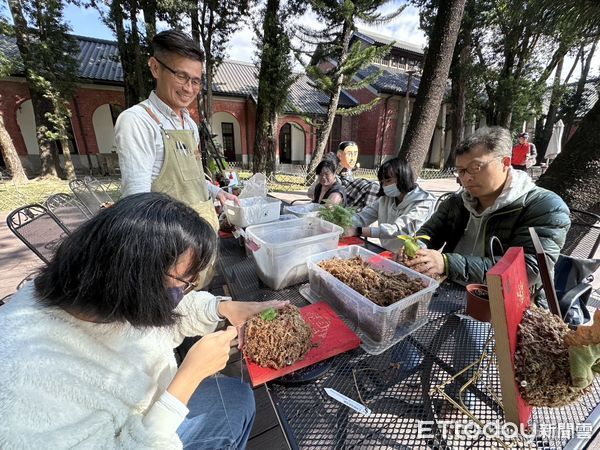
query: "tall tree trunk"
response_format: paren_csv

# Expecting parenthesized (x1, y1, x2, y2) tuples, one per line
(537, 56, 564, 162)
(398, 0, 466, 176)
(0, 114, 28, 183)
(563, 40, 597, 145)
(9, 0, 59, 177)
(253, 0, 280, 175)
(537, 98, 600, 212)
(61, 138, 76, 180)
(306, 20, 353, 175)
(445, 29, 470, 168)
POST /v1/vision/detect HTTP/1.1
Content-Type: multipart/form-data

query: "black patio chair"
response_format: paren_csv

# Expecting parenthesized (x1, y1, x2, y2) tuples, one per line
(69, 179, 103, 215)
(562, 208, 600, 260)
(45, 193, 91, 232)
(82, 176, 114, 205)
(6, 204, 71, 265)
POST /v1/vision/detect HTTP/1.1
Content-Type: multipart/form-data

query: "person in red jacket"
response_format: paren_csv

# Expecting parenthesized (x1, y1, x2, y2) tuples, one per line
(511, 131, 537, 171)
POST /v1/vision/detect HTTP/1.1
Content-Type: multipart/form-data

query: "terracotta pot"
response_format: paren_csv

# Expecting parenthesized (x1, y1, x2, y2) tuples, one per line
(466, 284, 491, 322)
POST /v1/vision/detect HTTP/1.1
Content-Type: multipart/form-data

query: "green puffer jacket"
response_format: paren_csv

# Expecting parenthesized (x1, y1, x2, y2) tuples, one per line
(418, 185, 570, 302)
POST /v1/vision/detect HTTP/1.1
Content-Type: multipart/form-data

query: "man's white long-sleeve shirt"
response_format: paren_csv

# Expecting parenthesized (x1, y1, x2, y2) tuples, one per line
(115, 91, 220, 198)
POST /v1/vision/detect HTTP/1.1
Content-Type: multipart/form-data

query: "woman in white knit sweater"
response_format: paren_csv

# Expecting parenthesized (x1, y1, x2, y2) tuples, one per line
(0, 193, 285, 449)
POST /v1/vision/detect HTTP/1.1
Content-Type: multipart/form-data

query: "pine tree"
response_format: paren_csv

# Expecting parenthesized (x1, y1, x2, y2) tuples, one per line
(7, 0, 79, 178)
(303, 0, 404, 175)
(252, 0, 303, 175)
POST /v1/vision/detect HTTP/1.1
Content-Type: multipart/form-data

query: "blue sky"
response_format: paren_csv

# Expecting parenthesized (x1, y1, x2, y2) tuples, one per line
(6, 2, 597, 81)
(60, 1, 427, 63)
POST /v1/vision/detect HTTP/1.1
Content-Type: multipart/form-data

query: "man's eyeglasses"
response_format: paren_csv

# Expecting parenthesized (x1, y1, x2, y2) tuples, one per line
(155, 57, 202, 88)
(167, 273, 198, 294)
(452, 157, 503, 177)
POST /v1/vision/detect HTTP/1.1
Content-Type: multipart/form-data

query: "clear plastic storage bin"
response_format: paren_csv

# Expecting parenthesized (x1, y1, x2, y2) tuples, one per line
(245, 217, 343, 290)
(283, 203, 323, 218)
(303, 245, 439, 354)
(224, 197, 281, 228)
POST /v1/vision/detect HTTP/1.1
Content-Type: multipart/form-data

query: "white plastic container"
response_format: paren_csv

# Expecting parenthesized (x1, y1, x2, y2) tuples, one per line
(245, 217, 343, 290)
(224, 196, 281, 228)
(283, 203, 323, 218)
(303, 245, 439, 355)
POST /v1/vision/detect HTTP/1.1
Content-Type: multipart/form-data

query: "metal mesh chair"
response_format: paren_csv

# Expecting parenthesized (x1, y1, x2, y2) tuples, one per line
(69, 179, 103, 215)
(563, 208, 600, 260)
(6, 204, 71, 265)
(83, 176, 114, 205)
(45, 193, 91, 232)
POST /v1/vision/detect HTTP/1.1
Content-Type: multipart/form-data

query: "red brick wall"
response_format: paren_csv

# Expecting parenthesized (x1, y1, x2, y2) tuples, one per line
(71, 88, 125, 154)
(0, 81, 32, 156)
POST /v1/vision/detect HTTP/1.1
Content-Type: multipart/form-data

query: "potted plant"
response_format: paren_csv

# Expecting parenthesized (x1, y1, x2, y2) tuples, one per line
(465, 284, 491, 322)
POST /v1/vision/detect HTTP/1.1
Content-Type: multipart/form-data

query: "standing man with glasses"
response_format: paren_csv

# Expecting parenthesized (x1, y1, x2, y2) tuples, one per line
(403, 126, 570, 304)
(115, 30, 238, 288)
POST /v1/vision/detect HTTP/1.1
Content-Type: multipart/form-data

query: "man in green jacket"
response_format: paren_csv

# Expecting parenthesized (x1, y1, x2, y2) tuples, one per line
(405, 126, 570, 303)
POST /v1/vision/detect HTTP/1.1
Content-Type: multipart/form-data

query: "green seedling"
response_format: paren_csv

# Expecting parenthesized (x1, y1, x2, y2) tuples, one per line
(398, 234, 430, 259)
(317, 203, 355, 228)
(260, 308, 278, 322)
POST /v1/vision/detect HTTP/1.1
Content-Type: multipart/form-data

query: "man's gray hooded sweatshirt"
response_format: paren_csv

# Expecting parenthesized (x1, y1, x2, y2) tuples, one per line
(418, 168, 570, 303)
(352, 185, 436, 252)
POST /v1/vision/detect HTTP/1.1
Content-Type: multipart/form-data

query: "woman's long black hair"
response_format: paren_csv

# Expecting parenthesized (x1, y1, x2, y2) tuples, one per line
(34, 192, 216, 327)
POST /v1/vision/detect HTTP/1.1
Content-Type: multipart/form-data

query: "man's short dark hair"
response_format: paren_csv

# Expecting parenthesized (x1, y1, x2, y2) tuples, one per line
(153, 29, 205, 63)
(338, 141, 357, 152)
(377, 157, 416, 196)
(34, 192, 216, 327)
(316, 159, 337, 175)
(455, 126, 512, 158)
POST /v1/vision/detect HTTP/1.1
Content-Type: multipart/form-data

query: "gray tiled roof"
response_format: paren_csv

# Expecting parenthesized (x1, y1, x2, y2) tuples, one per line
(76, 35, 123, 82)
(354, 30, 424, 56)
(356, 64, 421, 96)
(1, 34, 358, 115)
(212, 60, 357, 115)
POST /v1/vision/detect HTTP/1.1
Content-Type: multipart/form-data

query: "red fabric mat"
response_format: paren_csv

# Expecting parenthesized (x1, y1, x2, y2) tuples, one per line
(244, 302, 361, 387)
(338, 236, 365, 247)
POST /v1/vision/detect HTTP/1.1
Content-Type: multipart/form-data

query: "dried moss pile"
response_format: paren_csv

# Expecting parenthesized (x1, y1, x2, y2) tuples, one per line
(244, 305, 314, 369)
(515, 307, 586, 407)
(317, 256, 425, 307)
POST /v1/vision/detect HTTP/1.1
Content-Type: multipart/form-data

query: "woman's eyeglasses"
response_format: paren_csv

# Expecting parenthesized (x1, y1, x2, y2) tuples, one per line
(155, 57, 202, 88)
(167, 273, 198, 294)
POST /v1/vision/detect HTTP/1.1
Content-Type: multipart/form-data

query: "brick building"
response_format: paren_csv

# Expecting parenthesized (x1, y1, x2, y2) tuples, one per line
(0, 30, 460, 173)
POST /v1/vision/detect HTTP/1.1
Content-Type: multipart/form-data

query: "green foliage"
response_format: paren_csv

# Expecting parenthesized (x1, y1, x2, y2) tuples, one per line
(260, 308, 278, 321)
(317, 203, 356, 228)
(8, 0, 79, 149)
(397, 234, 430, 259)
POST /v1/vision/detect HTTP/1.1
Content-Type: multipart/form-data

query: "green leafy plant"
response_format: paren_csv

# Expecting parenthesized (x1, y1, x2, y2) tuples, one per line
(317, 203, 356, 228)
(397, 234, 431, 259)
(260, 308, 278, 322)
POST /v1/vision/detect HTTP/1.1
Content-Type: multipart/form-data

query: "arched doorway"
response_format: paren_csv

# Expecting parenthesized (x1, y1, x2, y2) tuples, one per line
(279, 123, 292, 164)
(92, 104, 123, 153)
(211, 112, 242, 162)
(17, 99, 79, 156)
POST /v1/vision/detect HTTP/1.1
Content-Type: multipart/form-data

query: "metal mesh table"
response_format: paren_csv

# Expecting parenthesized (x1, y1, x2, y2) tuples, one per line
(218, 237, 600, 449)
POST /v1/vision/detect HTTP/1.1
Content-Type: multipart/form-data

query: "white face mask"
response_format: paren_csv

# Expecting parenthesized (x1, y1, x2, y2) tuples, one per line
(383, 184, 401, 197)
